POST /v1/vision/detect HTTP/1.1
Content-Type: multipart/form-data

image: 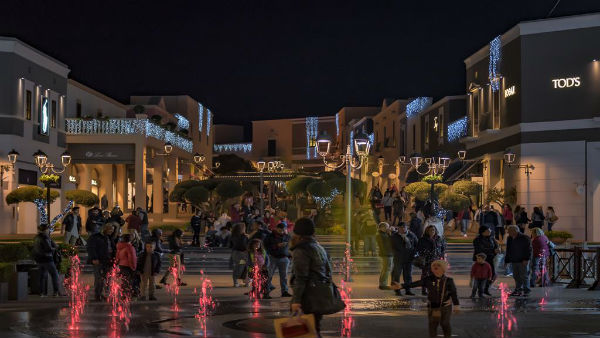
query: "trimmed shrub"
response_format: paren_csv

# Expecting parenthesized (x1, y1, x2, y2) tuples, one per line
(545, 231, 573, 239)
(216, 180, 244, 200)
(286, 176, 317, 195)
(6, 186, 60, 205)
(65, 190, 99, 207)
(452, 180, 482, 197)
(184, 186, 210, 206)
(440, 191, 471, 212)
(0, 243, 31, 262)
(405, 181, 448, 201)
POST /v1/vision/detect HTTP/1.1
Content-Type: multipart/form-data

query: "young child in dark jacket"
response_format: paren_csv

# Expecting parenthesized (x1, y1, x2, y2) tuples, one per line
(137, 241, 162, 301)
(393, 260, 460, 338)
(471, 253, 493, 298)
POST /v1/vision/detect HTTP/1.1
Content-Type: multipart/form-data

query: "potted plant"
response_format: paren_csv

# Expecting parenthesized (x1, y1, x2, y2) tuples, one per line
(150, 115, 162, 124)
(40, 174, 60, 185)
(163, 121, 177, 131)
(82, 115, 93, 121)
(546, 230, 573, 245)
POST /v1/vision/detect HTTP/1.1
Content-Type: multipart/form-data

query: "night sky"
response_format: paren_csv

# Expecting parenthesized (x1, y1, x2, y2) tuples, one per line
(1, 1, 599, 127)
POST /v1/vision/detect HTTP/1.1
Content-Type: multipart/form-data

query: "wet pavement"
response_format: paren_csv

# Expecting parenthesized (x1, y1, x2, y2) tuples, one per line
(0, 274, 599, 338)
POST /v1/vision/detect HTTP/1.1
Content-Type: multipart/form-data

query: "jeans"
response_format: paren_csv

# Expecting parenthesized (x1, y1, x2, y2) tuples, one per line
(267, 256, 290, 294)
(461, 219, 470, 234)
(547, 222, 554, 231)
(511, 262, 530, 292)
(531, 256, 550, 287)
(378, 256, 393, 287)
(191, 227, 201, 246)
(93, 264, 107, 299)
(119, 266, 135, 297)
(38, 261, 60, 296)
(391, 258, 412, 291)
(471, 278, 486, 297)
(140, 224, 150, 241)
(231, 250, 248, 284)
(363, 235, 376, 256)
(428, 305, 452, 337)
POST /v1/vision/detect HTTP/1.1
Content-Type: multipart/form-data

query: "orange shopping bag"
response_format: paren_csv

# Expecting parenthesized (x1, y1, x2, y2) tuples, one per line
(274, 313, 317, 338)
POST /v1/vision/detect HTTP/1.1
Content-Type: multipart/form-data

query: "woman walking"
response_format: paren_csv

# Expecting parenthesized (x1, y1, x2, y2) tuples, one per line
(417, 225, 446, 295)
(159, 229, 186, 286)
(530, 207, 545, 229)
(472, 226, 500, 295)
(531, 228, 551, 287)
(545, 206, 558, 231)
(230, 223, 249, 287)
(514, 206, 529, 233)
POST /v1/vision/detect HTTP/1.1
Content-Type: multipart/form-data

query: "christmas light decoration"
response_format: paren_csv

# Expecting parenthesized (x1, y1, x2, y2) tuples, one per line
(406, 97, 432, 119)
(489, 36, 501, 92)
(65, 118, 193, 153)
(336, 113, 340, 137)
(306, 117, 319, 159)
(51, 201, 74, 230)
(213, 143, 252, 153)
(174, 114, 190, 130)
(206, 109, 212, 136)
(198, 103, 204, 133)
(368, 132, 375, 147)
(34, 199, 48, 224)
(313, 188, 340, 208)
(349, 130, 354, 155)
(447, 116, 468, 142)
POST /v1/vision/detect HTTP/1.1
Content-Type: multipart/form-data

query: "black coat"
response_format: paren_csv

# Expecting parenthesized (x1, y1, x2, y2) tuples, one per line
(407, 275, 459, 308)
(33, 232, 56, 263)
(230, 234, 249, 252)
(87, 232, 114, 264)
(409, 217, 424, 238)
(85, 214, 105, 234)
(417, 235, 446, 263)
(290, 239, 332, 311)
(480, 211, 499, 227)
(190, 215, 202, 230)
(472, 235, 498, 261)
(376, 231, 394, 257)
(151, 235, 165, 254)
(506, 233, 532, 263)
(62, 213, 82, 233)
(264, 232, 290, 258)
(136, 250, 162, 275)
(391, 231, 418, 262)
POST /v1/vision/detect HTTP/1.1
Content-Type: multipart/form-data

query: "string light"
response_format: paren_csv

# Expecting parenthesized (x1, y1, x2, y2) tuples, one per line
(174, 114, 190, 130)
(306, 117, 318, 159)
(447, 116, 468, 142)
(350, 130, 354, 155)
(206, 109, 212, 136)
(51, 201, 74, 231)
(213, 143, 252, 153)
(34, 199, 48, 225)
(66, 118, 193, 153)
(198, 103, 204, 133)
(313, 188, 340, 208)
(489, 36, 501, 92)
(336, 113, 340, 137)
(368, 132, 374, 146)
(406, 97, 432, 119)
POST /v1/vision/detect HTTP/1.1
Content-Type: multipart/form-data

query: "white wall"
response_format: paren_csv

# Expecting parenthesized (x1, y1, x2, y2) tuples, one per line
(66, 81, 126, 118)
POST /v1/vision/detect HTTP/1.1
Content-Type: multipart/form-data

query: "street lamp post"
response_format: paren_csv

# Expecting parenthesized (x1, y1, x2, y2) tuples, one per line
(30, 149, 72, 224)
(255, 160, 284, 216)
(316, 131, 370, 277)
(503, 149, 534, 176)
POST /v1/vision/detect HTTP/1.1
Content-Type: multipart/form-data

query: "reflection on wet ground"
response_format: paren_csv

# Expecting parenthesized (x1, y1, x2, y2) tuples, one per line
(1, 294, 600, 338)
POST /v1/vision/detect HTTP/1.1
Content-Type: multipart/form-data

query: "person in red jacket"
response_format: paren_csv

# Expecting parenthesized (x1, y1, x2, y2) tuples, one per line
(470, 253, 492, 299)
(116, 234, 137, 296)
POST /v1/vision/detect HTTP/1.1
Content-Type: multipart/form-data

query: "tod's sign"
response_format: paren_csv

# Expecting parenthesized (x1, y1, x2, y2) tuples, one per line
(68, 143, 135, 163)
(552, 77, 581, 89)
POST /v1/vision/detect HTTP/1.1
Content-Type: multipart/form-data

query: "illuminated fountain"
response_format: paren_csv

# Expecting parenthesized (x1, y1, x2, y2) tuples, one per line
(195, 272, 216, 336)
(64, 255, 89, 335)
(107, 264, 131, 338)
(494, 283, 517, 338)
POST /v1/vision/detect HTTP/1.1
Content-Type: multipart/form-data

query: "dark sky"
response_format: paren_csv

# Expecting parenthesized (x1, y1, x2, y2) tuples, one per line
(1, 1, 599, 126)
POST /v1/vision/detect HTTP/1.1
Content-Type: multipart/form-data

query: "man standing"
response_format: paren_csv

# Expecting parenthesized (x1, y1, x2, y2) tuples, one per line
(505, 225, 532, 297)
(264, 223, 292, 298)
(391, 222, 418, 296)
(87, 224, 115, 301)
(62, 207, 84, 245)
(85, 207, 103, 235)
(190, 210, 203, 247)
(376, 222, 394, 290)
(33, 224, 63, 297)
(479, 205, 498, 237)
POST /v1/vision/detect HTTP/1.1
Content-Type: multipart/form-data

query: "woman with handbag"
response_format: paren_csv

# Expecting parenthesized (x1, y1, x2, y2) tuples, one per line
(290, 218, 345, 336)
(393, 260, 460, 338)
(545, 206, 558, 231)
(417, 225, 446, 295)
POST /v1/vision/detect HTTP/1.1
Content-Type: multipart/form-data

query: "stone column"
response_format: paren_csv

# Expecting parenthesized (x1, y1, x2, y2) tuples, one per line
(167, 155, 178, 218)
(152, 155, 164, 222)
(134, 143, 147, 212)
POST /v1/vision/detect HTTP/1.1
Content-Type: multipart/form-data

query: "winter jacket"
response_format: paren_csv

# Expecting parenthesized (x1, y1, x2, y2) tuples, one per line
(516, 211, 530, 225)
(417, 235, 446, 263)
(125, 214, 142, 232)
(472, 234, 499, 261)
(503, 209, 514, 222)
(290, 239, 332, 313)
(151, 235, 165, 255)
(168, 235, 183, 254)
(250, 228, 270, 242)
(480, 211, 499, 227)
(390, 231, 418, 262)
(85, 214, 105, 234)
(62, 213, 82, 233)
(87, 232, 114, 264)
(406, 275, 459, 308)
(230, 234, 249, 252)
(136, 250, 161, 275)
(264, 232, 290, 258)
(530, 212, 545, 228)
(392, 198, 404, 215)
(116, 242, 137, 270)
(190, 215, 202, 230)
(471, 262, 493, 280)
(532, 235, 550, 258)
(376, 231, 394, 257)
(409, 217, 424, 238)
(382, 195, 394, 207)
(33, 232, 56, 263)
(461, 208, 471, 220)
(506, 233, 532, 263)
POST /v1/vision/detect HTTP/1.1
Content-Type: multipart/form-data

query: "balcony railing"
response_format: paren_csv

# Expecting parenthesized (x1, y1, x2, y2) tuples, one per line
(65, 118, 193, 153)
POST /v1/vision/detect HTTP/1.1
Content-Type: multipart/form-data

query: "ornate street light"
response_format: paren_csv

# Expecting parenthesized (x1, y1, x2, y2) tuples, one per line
(32, 149, 71, 225)
(504, 149, 534, 176)
(1, 149, 19, 189)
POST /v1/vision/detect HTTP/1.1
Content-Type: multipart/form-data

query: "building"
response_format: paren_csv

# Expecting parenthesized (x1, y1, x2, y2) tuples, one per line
(212, 124, 252, 159)
(462, 13, 600, 241)
(0, 37, 70, 234)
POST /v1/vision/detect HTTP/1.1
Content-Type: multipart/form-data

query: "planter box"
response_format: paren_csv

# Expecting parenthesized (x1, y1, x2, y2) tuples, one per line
(549, 237, 567, 245)
(0, 282, 8, 303)
(8, 272, 28, 301)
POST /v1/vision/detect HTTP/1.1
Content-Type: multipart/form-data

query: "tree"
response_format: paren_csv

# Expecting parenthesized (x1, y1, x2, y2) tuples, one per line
(216, 180, 244, 200)
(405, 181, 448, 201)
(306, 181, 335, 198)
(286, 176, 317, 195)
(452, 180, 482, 197)
(65, 190, 99, 207)
(213, 154, 255, 175)
(328, 177, 367, 200)
(169, 180, 203, 203)
(485, 187, 517, 208)
(6, 186, 59, 205)
(183, 186, 210, 208)
(440, 191, 471, 212)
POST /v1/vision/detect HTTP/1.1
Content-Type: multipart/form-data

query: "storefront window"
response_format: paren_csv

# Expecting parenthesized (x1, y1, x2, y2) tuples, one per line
(91, 169, 99, 196)
(126, 164, 136, 210)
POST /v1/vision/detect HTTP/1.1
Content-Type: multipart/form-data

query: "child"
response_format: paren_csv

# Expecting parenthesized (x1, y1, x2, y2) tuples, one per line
(393, 260, 459, 338)
(247, 238, 270, 299)
(116, 234, 137, 297)
(470, 253, 493, 299)
(137, 241, 161, 301)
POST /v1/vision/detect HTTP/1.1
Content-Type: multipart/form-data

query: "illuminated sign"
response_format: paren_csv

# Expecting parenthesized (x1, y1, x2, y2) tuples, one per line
(91, 179, 98, 186)
(552, 77, 581, 89)
(39, 96, 49, 135)
(68, 175, 77, 183)
(504, 85, 516, 97)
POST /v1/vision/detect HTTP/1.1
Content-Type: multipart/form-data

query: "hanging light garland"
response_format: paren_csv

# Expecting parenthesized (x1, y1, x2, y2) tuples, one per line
(447, 116, 468, 142)
(335, 113, 340, 137)
(213, 143, 252, 153)
(206, 109, 212, 136)
(306, 117, 319, 159)
(406, 97, 432, 119)
(489, 36, 502, 92)
(198, 103, 204, 133)
(174, 114, 190, 130)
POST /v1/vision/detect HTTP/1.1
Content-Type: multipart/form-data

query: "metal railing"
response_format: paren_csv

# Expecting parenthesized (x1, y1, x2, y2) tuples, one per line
(65, 118, 193, 153)
(549, 246, 600, 290)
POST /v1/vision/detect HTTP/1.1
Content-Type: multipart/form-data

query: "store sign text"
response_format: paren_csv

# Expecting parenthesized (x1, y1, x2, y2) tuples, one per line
(504, 85, 516, 98)
(68, 175, 77, 183)
(552, 77, 581, 89)
(91, 179, 98, 186)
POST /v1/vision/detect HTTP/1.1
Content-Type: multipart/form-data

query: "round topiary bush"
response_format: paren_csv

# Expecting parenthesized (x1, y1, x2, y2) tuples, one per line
(65, 190, 99, 207)
(183, 186, 210, 206)
(216, 180, 244, 200)
(6, 186, 60, 205)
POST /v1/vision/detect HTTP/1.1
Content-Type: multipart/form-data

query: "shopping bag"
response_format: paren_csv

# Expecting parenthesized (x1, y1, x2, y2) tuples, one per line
(274, 313, 317, 338)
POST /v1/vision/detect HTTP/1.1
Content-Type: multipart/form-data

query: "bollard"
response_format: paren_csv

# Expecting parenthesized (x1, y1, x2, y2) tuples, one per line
(567, 247, 582, 289)
(588, 247, 600, 291)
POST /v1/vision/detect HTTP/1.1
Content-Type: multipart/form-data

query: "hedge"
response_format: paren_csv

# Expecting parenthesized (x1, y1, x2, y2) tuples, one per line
(0, 243, 31, 262)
